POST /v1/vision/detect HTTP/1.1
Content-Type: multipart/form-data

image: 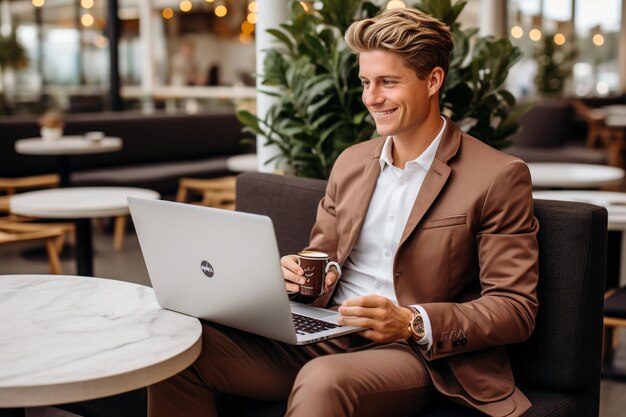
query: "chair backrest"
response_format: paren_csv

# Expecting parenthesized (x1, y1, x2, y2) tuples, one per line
(236, 172, 607, 401)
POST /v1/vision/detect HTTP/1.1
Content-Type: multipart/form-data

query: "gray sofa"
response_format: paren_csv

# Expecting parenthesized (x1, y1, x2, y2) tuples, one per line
(55, 172, 607, 417)
(0, 111, 253, 195)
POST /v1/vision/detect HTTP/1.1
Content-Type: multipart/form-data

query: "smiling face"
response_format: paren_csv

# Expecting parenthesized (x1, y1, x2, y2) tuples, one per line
(359, 49, 443, 144)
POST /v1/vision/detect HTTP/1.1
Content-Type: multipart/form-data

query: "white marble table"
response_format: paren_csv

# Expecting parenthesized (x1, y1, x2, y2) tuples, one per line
(226, 154, 258, 172)
(527, 162, 624, 189)
(10, 187, 159, 276)
(0, 274, 202, 408)
(15, 136, 123, 187)
(534, 190, 626, 286)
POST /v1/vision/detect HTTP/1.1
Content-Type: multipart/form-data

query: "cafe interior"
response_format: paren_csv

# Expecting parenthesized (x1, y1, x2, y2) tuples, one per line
(1, 0, 626, 416)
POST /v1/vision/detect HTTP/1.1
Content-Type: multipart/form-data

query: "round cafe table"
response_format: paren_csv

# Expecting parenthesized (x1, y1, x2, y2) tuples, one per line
(10, 187, 159, 277)
(0, 274, 201, 410)
(15, 136, 123, 187)
(527, 162, 624, 189)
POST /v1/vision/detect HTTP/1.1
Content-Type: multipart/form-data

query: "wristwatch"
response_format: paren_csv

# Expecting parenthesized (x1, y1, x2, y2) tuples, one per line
(407, 306, 426, 341)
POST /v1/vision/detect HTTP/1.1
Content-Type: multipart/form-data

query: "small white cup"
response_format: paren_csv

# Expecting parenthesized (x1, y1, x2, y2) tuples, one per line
(84, 131, 105, 143)
(40, 127, 63, 142)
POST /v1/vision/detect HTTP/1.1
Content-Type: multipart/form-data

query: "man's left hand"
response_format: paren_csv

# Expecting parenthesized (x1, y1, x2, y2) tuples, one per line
(337, 295, 412, 343)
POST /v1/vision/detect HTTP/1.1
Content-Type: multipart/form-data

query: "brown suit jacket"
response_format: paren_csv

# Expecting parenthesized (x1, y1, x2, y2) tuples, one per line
(305, 120, 539, 416)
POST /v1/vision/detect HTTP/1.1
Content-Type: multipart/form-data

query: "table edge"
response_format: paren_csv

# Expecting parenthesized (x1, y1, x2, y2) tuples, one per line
(0, 328, 201, 407)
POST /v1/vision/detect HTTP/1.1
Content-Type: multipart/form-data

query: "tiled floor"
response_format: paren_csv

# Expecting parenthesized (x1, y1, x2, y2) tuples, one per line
(1, 217, 626, 417)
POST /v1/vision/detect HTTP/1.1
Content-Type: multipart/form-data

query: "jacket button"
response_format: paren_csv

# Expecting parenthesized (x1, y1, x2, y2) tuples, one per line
(460, 338, 467, 346)
(452, 339, 459, 347)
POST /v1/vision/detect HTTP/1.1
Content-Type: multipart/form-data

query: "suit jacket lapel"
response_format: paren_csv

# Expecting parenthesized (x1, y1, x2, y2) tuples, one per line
(338, 142, 383, 264)
(399, 118, 462, 247)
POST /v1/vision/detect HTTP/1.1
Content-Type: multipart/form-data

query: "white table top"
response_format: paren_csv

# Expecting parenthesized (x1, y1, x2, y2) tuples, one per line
(0, 275, 202, 407)
(533, 190, 626, 230)
(15, 136, 123, 155)
(227, 154, 258, 172)
(527, 162, 624, 189)
(10, 187, 160, 218)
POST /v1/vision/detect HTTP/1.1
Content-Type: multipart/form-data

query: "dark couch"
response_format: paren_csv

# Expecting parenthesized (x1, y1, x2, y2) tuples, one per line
(0, 111, 253, 195)
(54, 172, 607, 417)
(505, 99, 608, 165)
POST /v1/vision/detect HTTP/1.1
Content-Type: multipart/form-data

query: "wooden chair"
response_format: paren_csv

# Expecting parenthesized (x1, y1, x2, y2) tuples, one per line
(0, 221, 64, 274)
(602, 286, 626, 379)
(176, 176, 236, 210)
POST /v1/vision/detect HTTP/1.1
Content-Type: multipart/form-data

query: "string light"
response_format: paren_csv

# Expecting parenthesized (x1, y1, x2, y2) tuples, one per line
(239, 33, 253, 44)
(386, 0, 406, 9)
(248, 1, 257, 13)
(247, 12, 257, 24)
(81, 13, 94, 27)
(179, 0, 192, 12)
(32, 0, 45, 7)
(529, 28, 542, 41)
(162, 8, 174, 19)
(554, 33, 566, 45)
(215, 5, 227, 17)
(80, 0, 94, 9)
(592, 34, 605, 46)
(510, 26, 523, 39)
(241, 21, 254, 34)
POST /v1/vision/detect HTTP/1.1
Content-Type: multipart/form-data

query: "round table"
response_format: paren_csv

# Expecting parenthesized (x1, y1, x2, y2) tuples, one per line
(527, 162, 625, 189)
(0, 274, 201, 408)
(10, 187, 160, 276)
(15, 136, 123, 187)
(226, 154, 258, 172)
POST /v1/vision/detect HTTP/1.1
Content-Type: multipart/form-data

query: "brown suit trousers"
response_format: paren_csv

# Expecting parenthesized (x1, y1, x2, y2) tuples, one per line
(148, 321, 438, 417)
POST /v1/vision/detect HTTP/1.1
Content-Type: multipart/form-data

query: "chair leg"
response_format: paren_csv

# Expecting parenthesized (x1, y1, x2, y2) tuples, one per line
(114, 216, 127, 253)
(45, 238, 62, 274)
(176, 184, 188, 203)
(55, 231, 66, 253)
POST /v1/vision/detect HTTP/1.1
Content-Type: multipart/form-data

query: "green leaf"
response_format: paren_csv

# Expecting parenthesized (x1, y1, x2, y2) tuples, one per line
(236, 110, 264, 136)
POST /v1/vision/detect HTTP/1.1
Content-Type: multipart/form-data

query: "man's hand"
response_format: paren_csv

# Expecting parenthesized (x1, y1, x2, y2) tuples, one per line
(338, 295, 412, 343)
(280, 255, 340, 295)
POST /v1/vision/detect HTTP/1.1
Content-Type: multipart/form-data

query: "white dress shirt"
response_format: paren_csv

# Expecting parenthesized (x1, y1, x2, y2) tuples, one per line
(333, 117, 446, 349)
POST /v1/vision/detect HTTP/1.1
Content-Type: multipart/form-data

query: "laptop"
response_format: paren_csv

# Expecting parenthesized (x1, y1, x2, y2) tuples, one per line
(128, 197, 364, 345)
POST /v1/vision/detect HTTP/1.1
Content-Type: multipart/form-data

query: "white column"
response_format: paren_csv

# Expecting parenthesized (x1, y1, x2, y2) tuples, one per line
(255, 0, 289, 172)
(0, 0, 11, 36)
(479, 0, 507, 38)
(138, 0, 155, 113)
(619, 0, 626, 92)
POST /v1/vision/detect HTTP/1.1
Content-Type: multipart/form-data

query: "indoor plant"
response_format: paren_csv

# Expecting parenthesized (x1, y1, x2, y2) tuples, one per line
(238, 0, 529, 179)
(0, 30, 28, 114)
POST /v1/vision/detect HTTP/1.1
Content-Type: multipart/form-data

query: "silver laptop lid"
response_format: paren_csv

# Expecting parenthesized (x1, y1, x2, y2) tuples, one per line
(128, 197, 298, 344)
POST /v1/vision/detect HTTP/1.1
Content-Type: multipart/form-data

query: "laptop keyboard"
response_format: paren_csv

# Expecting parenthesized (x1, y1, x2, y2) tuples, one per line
(292, 313, 340, 335)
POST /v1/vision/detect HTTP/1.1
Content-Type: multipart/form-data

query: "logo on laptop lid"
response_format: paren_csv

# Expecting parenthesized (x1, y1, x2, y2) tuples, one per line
(200, 260, 214, 278)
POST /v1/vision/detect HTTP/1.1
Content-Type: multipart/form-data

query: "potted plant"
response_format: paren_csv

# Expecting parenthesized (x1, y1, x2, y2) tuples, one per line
(533, 33, 576, 97)
(238, 0, 530, 179)
(0, 30, 28, 114)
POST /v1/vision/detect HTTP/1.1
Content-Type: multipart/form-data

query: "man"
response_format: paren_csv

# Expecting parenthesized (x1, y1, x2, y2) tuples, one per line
(149, 8, 538, 417)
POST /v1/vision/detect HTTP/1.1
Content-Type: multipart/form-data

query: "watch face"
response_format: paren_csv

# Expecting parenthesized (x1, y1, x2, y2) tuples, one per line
(411, 315, 425, 338)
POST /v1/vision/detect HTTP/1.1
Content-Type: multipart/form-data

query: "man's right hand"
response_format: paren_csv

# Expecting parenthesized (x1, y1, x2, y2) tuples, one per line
(280, 255, 341, 295)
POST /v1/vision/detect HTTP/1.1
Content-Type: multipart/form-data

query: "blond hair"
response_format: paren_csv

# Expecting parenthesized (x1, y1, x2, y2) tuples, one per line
(345, 8, 454, 79)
